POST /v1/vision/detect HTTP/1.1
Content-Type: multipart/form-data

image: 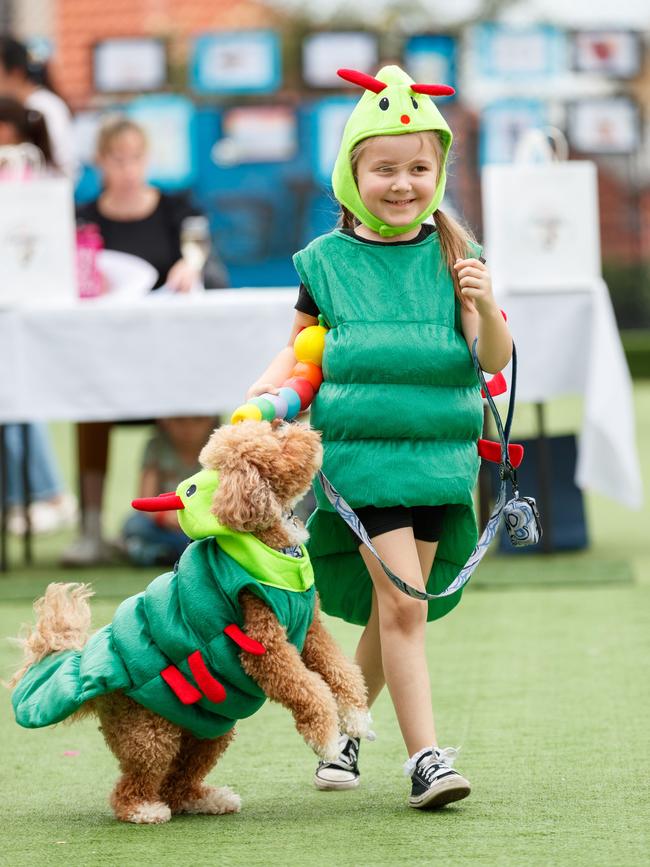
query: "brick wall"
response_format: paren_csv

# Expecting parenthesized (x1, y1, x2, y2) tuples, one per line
(54, 0, 283, 107)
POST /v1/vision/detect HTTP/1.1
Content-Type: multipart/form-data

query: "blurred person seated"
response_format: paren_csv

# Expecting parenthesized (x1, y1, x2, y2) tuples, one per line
(0, 35, 76, 179)
(63, 116, 227, 566)
(0, 96, 77, 535)
(121, 417, 217, 567)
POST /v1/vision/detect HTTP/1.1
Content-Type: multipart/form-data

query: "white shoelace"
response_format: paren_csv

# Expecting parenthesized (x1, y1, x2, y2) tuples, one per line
(321, 734, 358, 769)
(404, 745, 460, 777)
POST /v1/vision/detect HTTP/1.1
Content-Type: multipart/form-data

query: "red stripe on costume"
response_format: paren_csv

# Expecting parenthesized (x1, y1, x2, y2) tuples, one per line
(478, 439, 524, 468)
(481, 372, 507, 398)
(188, 651, 227, 703)
(224, 624, 267, 656)
(161, 665, 202, 705)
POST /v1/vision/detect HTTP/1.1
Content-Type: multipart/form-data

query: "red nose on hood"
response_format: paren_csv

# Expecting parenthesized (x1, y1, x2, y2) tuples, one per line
(131, 491, 185, 512)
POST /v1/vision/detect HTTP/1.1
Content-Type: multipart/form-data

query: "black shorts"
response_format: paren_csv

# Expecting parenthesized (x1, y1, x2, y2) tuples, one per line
(346, 504, 447, 546)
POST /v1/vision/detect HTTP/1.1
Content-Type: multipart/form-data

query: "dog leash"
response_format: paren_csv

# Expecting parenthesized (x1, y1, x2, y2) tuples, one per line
(317, 338, 518, 601)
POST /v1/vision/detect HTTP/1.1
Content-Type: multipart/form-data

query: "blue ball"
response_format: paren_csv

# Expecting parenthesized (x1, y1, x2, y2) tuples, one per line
(278, 387, 302, 420)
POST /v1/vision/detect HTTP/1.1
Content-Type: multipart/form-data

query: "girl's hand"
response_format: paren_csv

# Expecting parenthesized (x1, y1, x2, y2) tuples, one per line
(454, 258, 497, 317)
(166, 259, 200, 294)
(246, 382, 280, 401)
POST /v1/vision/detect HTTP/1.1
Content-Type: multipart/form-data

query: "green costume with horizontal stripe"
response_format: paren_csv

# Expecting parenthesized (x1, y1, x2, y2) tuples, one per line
(294, 230, 483, 626)
(12, 470, 316, 739)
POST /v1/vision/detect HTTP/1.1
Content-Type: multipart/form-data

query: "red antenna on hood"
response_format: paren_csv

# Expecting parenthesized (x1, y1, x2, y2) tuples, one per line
(337, 68, 387, 94)
(411, 83, 456, 96)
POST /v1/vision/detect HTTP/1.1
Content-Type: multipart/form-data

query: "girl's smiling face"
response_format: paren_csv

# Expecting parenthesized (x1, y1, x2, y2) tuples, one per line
(354, 133, 439, 230)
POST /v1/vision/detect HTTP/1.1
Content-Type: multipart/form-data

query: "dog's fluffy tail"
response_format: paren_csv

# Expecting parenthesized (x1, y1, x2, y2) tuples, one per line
(9, 582, 93, 687)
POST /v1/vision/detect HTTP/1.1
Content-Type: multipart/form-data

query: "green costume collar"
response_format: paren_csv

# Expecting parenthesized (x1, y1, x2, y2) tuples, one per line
(332, 65, 453, 238)
(176, 470, 314, 594)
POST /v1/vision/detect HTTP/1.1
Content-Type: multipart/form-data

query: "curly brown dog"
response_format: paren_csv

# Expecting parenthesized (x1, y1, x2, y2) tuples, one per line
(10, 421, 370, 824)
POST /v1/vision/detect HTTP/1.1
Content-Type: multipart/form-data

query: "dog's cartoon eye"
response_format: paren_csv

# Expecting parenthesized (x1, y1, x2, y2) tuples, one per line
(185, 484, 197, 497)
(411, 97, 418, 109)
(379, 97, 389, 111)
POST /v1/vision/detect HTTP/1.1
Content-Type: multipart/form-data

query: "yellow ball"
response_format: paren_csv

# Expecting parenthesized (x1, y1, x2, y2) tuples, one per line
(231, 403, 263, 424)
(293, 325, 327, 366)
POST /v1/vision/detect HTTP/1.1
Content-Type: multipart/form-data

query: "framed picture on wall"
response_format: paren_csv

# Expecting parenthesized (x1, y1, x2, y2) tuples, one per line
(211, 106, 297, 165)
(93, 38, 167, 93)
(572, 30, 641, 78)
(403, 34, 457, 94)
(126, 95, 196, 189)
(190, 31, 281, 95)
(480, 100, 548, 165)
(473, 23, 566, 80)
(303, 32, 378, 88)
(309, 96, 357, 185)
(567, 97, 640, 154)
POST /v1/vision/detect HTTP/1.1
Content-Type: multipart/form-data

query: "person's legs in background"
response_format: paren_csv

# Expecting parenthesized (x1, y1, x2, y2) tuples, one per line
(60, 421, 114, 566)
(3, 423, 77, 534)
(121, 511, 190, 566)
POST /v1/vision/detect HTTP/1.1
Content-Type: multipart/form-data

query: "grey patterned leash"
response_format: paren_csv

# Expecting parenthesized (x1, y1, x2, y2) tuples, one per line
(317, 338, 518, 601)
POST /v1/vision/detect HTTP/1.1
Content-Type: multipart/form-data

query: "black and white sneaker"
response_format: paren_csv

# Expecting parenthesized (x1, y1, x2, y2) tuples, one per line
(314, 735, 360, 790)
(406, 747, 471, 809)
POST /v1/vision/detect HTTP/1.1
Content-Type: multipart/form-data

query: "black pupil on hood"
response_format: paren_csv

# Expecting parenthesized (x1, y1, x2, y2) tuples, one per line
(185, 484, 197, 497)
(411, 97, 418, 109)
(379, 97, 389, 111)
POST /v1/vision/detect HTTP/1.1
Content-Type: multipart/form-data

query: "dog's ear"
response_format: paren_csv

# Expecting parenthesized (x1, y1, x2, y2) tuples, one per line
(277, 423, 323, 477)
(211, 464, 282, 532)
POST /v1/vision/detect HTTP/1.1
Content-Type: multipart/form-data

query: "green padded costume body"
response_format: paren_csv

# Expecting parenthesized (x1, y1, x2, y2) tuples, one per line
(13, 471, 316, 740)
(294, 229, 483, 626)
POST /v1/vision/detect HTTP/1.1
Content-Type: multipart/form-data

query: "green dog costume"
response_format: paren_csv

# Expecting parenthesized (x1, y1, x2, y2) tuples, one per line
(297, 65, 484, 626)
(12, 470, 316, 739)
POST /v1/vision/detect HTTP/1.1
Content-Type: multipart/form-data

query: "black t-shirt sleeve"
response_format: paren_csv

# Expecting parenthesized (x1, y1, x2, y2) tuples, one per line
(295, 282, 320, 318)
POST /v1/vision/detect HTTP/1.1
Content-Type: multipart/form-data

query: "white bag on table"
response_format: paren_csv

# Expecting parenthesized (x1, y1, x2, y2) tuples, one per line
(0, 144, 77, 308)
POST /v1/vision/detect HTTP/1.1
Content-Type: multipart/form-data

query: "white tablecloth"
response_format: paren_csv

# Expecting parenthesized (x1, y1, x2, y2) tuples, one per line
(0, 282, 642, 509)
(498, 280, 642, 510)
(0, 290, 296, 424)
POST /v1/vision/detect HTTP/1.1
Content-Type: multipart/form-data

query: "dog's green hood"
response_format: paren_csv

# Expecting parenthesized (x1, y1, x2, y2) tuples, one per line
(332, 65, 453, 238)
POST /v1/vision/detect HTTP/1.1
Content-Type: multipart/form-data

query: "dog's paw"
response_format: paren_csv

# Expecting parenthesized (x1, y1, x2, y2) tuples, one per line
(178, 786, 242, 815)
(125, 801, 172, 824)
(339, 707, 375, 741)
(308, 735, 342, 763)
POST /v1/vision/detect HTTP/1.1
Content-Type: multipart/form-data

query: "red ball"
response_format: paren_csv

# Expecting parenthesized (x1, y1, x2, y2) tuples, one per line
(291, 361, 323, 391)
(284, 377, 315, 410)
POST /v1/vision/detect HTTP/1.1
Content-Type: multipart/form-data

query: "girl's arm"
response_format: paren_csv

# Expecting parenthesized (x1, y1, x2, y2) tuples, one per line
(455, 258, 512, 374)
(246, 310, 319, 400)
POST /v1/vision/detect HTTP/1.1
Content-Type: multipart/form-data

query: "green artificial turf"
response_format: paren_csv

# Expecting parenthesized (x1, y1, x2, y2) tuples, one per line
(0, 386, 648, 866)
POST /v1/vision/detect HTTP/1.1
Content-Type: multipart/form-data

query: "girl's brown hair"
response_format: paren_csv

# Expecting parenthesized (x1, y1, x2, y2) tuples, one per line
(340, 131, 476, 309)
(0, 96, 56, 167)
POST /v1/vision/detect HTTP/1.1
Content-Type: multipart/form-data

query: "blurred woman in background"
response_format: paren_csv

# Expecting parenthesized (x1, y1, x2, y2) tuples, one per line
(63, 116, 226, 566)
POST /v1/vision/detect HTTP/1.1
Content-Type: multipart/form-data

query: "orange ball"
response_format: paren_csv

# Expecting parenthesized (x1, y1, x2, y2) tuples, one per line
(291, 361, 323, 391)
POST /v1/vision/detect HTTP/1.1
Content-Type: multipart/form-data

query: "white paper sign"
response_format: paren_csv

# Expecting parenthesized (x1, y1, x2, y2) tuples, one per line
(481, 162, 601, 292)
(0, 177, 77, 308)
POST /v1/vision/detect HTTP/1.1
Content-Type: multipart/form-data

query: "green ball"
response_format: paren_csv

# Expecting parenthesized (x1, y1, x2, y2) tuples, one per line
(249, 397, 276, 421)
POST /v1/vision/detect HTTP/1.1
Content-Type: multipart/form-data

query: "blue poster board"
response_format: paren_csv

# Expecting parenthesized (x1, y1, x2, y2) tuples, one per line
(473, 23, 566, 80)
(480, 99, 548, 165)
(403, 35, 457, 95)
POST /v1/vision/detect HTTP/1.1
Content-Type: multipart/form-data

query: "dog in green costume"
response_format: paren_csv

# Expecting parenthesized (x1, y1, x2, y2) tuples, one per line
(10, 421, 370, 824)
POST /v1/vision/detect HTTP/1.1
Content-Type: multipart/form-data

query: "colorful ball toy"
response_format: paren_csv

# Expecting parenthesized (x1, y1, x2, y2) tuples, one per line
(231, 317, 328, 424)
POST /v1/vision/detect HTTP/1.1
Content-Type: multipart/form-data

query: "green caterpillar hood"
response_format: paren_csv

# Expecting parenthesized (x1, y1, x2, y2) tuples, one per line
(332, 65, 454, 238)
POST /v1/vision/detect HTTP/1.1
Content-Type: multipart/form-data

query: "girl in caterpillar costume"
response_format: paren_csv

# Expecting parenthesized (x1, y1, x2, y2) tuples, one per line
(247, 65, 513, 809)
